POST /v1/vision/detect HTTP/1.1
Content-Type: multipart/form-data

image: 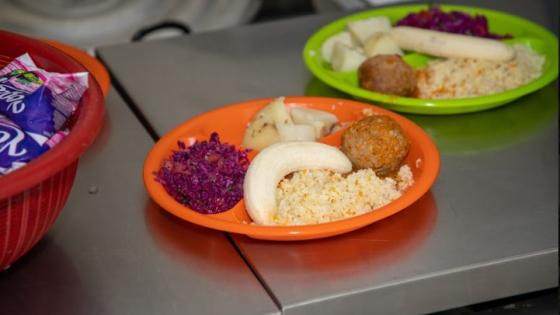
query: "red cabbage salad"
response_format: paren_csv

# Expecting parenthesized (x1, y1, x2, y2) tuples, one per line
(155, 132, 250, 214)
(396, 6, 512, 39)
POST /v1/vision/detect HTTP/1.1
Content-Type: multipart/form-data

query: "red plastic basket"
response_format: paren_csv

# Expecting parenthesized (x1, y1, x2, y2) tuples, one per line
(0, 30, 105, 270)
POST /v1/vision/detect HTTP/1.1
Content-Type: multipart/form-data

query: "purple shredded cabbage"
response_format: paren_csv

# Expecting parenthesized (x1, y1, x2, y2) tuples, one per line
(155, 132, 250, 214)
(396, 6, 512, 39)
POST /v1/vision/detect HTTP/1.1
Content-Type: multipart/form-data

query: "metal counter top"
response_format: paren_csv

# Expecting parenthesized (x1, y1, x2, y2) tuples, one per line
(0, 91, 279, 315)
(92, 1, 557, 314)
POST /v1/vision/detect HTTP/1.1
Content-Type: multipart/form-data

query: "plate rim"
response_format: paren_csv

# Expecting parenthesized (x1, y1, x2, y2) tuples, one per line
(302, 4, 559, 115)
(143, 96, 440, 240)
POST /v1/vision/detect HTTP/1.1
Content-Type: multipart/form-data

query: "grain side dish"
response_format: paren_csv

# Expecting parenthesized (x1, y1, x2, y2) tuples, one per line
(273, 165, 413, 225)
(415, 44, 544, 99)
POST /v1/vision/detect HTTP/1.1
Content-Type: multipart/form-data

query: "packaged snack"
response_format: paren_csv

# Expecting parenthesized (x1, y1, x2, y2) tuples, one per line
(0, 114, 48, 175)
(0, 53, 88, 145)
(45, 130, 69, 148)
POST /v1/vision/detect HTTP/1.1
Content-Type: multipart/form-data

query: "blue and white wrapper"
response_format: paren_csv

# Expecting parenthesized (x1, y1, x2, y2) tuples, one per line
(0, 53, 88, 146)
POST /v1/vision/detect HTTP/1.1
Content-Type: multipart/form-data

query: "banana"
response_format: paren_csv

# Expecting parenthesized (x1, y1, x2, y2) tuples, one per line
(391, 26, 515, 61)
(243, 142, 352, 225)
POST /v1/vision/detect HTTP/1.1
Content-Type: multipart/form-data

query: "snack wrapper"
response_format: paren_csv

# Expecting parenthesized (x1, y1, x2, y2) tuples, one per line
(0, 53, 88, 145)
(0, 114, 47, 175)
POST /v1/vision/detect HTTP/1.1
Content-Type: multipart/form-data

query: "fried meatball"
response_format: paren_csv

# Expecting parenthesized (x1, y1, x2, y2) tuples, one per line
(358, 55, 416, 97)
(341, 115, 409, 176)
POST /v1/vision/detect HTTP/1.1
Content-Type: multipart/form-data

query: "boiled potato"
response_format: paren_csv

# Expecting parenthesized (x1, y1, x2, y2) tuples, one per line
(242, 97, 291, 150)
(277, 123, 316, 142)
(242, 98, 340, 149)
(320, 31, 357, 63)
(347, 16, 392, 45)
(290, 107, 338, 138)
(331, 42, 366, 72)
(242, 118, 280, 150)
(364, 33, 403, 57)
(261, 96, 292, 125)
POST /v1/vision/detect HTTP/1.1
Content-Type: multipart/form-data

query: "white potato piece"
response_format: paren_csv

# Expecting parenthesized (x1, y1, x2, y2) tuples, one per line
(262, 96, 292, 125)
(364, 33, 403, 57)
(277, 123, 316, 142)
(242, 119, 280, 151)
(242, 97, 291, 150)
(391, 26, 515, 61)
(290, 107, 338, 139)
(347, 16, 392, 45)
(321, 31, 357, 63)
(331, 42, 366, 72)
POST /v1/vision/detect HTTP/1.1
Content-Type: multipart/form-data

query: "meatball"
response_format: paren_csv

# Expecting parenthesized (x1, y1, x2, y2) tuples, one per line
(341, 115, 409, 176)
(358, 55, 416, 97)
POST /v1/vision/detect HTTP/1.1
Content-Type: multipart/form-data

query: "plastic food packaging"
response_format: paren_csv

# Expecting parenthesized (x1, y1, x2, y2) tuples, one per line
(0, 53, 85, 175)
(0, 114, 47, 174)
(0, 53, 87, 144)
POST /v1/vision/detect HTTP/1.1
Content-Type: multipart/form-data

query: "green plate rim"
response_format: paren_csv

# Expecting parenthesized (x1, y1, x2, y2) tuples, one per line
(303, 4, 559, 115)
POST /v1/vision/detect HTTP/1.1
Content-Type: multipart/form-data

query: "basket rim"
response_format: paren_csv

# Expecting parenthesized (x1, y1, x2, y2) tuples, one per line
(0, 30, 105, 199)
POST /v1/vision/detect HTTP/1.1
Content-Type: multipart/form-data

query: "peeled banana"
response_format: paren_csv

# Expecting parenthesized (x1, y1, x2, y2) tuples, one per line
(391, 26, 515, 61)
(243, 142, 352, 225)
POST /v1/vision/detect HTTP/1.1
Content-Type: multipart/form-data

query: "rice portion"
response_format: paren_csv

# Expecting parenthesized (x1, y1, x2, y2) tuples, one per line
(416, 44, 544, 99)
(273, 165, 414, 225)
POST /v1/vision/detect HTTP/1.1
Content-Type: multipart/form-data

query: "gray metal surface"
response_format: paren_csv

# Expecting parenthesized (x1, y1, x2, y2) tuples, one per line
(0, 90, 279, 315)
(97, 1, 558, 314)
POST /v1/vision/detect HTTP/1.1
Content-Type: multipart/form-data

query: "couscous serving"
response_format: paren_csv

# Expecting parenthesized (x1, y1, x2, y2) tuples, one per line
(273, 165, 413, 225)
(415, 44, 544, 99)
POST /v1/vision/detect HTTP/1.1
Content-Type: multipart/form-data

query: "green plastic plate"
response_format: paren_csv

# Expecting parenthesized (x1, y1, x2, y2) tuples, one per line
(303, 4, 559, 115)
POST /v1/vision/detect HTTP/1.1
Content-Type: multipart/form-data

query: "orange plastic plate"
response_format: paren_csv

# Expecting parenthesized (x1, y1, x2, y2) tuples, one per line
(143, 97, 440, 241)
